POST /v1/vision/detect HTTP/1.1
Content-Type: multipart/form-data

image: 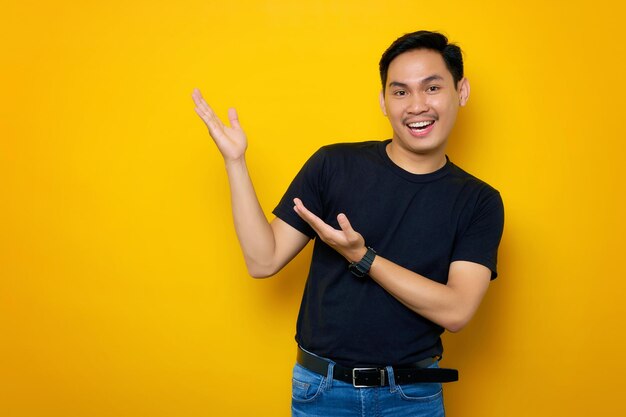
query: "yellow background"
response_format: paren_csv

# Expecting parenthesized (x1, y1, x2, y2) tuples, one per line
(2, 0, 625, 416)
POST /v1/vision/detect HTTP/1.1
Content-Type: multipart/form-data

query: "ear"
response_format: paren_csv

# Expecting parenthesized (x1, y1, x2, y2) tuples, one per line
(379, 90, 387, 116)
(458, 78, 470, 106)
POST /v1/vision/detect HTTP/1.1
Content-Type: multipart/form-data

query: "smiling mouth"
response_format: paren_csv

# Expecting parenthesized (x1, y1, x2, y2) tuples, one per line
(407, 120, 435, 132)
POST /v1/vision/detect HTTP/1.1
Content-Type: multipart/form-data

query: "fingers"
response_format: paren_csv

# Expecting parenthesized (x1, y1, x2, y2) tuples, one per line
(294, 199, 357, 242)
(293, 198, 322, 228)
(194, 105, 224, 139)
(293, 198, 335, 234)
(192, 88, 213, 115)
(192, 89, 232, 143)
(192, 89, 220, 126)
(192, 88, 241, 131)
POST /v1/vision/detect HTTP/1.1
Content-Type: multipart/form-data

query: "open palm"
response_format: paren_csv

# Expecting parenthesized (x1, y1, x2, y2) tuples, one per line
(192, 88, 247, 161)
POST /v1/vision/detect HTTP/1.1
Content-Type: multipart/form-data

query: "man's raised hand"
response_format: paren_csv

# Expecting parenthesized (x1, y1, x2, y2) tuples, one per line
(192, 88, 247, 162)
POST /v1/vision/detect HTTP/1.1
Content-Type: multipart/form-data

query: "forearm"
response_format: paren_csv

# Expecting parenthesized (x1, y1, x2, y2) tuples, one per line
(368, 257, 488, 332)
(224, 158, 277, 277)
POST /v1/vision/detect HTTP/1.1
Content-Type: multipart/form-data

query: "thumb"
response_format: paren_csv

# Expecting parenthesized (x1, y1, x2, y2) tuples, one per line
(228, 108, 241, 130)
(337, 213, 355, 234)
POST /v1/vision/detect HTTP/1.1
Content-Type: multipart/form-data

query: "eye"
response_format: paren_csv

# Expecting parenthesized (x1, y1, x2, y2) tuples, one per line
(392, 90, 407, 96)
(426, 85, 441, 93)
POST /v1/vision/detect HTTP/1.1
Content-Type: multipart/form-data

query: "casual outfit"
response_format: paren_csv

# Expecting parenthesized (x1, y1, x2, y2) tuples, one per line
(272, 140, 505, 416)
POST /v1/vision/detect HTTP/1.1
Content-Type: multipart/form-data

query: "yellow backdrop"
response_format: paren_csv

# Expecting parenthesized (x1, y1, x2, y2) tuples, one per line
(2, 0, 625, 416)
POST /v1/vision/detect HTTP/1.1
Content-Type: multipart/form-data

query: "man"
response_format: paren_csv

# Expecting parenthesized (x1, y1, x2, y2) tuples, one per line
(192, 30, 504, 417)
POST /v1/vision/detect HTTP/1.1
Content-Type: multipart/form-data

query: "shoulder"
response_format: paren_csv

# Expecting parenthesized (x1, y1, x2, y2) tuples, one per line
(447, 161, 501, 197)
(296, 140, 384, 179)
(445, 161, 504, 217)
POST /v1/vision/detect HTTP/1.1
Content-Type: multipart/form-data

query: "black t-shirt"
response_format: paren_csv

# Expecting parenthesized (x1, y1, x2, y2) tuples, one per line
(273, 140, 504, 367)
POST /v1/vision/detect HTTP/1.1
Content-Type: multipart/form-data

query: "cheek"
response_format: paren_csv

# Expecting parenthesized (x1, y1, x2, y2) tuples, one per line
(392, 114, 406, 127)
(389, 105, 405, 121)
(438, 95, 459, 114)
(444, 103, 460, 121)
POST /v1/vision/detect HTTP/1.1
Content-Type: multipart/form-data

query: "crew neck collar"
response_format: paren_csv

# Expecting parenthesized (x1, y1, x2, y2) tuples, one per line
(377, 139, 452, 183)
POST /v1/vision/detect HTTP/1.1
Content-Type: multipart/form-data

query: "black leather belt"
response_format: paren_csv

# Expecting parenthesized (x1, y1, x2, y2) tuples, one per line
(297, 347, 458, 387)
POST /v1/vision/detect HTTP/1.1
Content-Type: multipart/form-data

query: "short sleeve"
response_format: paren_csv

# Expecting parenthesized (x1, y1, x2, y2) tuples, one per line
(450, 189, 505, 279)
(272, 147, 328, 239)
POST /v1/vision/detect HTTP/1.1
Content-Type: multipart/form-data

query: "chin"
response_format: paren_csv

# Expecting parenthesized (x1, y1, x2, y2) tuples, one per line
(400, 138, 442, 153)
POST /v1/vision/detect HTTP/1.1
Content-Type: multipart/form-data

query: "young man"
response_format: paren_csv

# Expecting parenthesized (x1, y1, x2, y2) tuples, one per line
(192, 30, 504, 417)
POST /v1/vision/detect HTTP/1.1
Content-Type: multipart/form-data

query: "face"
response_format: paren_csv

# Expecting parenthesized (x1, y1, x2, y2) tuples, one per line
(380, 49, 470, 165)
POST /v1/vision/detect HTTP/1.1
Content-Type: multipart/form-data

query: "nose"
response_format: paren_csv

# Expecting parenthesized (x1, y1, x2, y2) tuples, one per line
(407, 93, 429, 114)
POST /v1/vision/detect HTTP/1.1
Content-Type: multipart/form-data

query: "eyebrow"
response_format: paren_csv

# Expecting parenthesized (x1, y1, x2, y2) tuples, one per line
(387, 75, 445, 89)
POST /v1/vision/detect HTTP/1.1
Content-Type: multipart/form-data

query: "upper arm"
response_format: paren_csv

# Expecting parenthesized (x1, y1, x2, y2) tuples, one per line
(450, 190, 504, 279)
(262, 217, 311, 277)
(446, 260, 492, 330)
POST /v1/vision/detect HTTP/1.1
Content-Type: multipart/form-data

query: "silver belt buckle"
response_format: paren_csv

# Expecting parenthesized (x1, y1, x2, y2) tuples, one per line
(352, 367, 385, 388)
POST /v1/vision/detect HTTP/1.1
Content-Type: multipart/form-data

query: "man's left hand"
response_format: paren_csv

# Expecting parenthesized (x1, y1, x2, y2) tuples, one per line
(293, 198, 367, 263)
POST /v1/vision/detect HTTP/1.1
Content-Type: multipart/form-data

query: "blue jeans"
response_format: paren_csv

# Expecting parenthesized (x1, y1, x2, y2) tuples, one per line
(291, 357, 445, 417)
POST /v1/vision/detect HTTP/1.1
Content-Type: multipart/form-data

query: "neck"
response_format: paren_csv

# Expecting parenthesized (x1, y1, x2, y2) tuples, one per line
(385, 141, 447, 174)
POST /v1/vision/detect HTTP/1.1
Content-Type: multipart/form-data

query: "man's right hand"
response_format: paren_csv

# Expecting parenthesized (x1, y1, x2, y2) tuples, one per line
(191, 87, 309, 278)
(192, 88, 247, 163)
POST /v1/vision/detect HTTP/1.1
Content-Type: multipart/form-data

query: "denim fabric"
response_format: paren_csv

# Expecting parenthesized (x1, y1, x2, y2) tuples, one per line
(291, 358, 445, 417)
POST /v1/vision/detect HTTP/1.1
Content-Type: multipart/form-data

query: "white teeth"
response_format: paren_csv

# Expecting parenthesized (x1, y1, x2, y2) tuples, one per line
(408, 121, 434, 128)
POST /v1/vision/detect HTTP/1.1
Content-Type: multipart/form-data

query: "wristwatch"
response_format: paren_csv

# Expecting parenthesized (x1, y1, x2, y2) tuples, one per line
(348, 247, 377, 277)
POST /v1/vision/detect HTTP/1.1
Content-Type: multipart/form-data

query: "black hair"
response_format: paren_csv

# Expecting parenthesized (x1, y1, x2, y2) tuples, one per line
(379, 30, 464, 91)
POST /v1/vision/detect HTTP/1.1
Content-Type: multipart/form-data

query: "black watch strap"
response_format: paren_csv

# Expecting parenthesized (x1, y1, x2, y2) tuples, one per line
(349, 247, 377, 277)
